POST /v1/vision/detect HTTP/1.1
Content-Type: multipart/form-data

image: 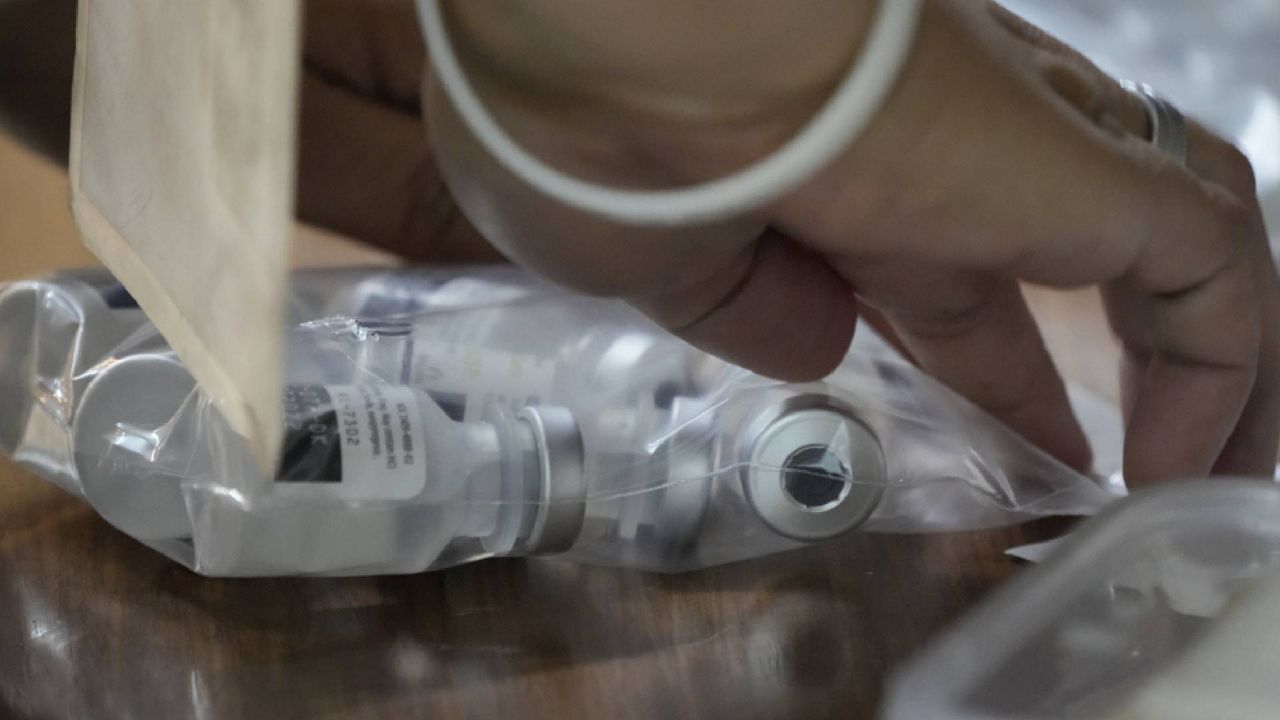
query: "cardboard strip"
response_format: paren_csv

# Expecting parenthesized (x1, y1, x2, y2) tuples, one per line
(69, 0, 301, 477)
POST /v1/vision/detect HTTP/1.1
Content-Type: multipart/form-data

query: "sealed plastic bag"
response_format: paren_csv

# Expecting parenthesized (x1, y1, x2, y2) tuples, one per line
(0, 268, 1116, 576)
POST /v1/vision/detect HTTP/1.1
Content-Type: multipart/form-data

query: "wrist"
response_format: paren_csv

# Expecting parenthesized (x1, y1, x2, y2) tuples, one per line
(440, 0, 881, 182)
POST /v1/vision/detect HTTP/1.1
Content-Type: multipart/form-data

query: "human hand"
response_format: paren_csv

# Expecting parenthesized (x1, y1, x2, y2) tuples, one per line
(421, 0, 1279, 485)
(4, 0, 1269, 483)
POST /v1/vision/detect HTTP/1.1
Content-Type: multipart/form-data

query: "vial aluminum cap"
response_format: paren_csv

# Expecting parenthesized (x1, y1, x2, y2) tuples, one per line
(73, 353, 198, 541)
(740, 394, 886, 542)
(517, 405, 585, 554)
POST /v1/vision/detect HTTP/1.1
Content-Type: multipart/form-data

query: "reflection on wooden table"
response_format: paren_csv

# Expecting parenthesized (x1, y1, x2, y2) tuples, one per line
(0, 461, 1074, 719)
(0, 136, 1107, 719)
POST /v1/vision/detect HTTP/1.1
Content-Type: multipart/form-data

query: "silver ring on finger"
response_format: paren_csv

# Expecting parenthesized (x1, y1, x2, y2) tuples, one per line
(1119, 80, 1189, 165)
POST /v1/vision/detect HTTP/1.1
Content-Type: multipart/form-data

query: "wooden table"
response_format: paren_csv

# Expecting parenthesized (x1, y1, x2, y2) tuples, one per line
(0, 136, 1112, 720)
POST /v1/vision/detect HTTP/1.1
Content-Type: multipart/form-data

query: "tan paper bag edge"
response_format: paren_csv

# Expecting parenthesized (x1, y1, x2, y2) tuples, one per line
(68, 0, 300, 477)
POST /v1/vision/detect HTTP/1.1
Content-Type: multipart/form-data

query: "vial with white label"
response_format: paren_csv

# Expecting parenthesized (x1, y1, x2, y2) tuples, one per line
(62, 267, 890, 574)
(72, 353, 887, 574)
(323, 288, 885, 570)
(295, 290, 728, 553)
(72, 352, 586, 574)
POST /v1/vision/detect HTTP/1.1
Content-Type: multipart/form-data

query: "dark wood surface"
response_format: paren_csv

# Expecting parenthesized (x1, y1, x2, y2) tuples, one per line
(0, 458, 1074, 720)
(0, 136, 1097, 720)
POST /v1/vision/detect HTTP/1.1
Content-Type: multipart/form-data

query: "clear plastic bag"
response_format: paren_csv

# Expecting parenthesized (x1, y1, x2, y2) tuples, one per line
(0, 268, 1116, 576)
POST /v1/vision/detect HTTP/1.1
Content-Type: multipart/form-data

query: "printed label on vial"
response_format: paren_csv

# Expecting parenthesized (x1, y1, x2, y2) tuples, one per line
(277, 384, 427, 500)
(409, 341, 555, 421)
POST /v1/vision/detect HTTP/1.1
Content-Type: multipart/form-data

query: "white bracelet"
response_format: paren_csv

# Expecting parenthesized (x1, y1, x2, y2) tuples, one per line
(416, 0, 923, 227)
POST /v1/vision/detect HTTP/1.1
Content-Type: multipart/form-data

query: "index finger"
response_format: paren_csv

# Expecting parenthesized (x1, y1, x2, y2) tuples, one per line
(994, 6, 1279, 482)
(1028, 90, 1265, 485)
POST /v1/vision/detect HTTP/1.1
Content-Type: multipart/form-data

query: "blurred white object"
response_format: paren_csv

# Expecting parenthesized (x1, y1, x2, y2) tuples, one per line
(1111, 573, 1280, 720)
(884, 481, 1280, 719)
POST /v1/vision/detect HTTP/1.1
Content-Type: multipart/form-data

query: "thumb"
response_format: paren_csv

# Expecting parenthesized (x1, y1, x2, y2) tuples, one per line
(632, 232, 858, 382)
